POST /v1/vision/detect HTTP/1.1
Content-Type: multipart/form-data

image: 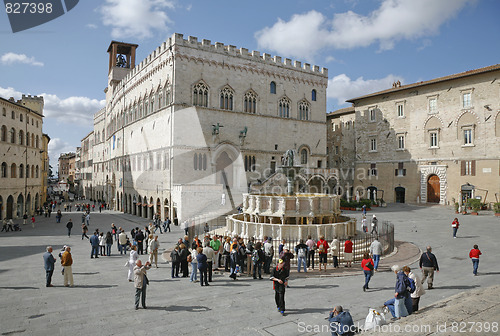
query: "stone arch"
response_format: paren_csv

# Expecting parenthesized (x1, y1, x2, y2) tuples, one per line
(212, 142, 241, 187)
(143, 196, 148, 218)
(0, 195, 3, 220)
(423, 115, 444, 130)
(6, 195, 14, 219)
(149, 196, 154, 219)
(420, 165, 447, 205)
(456, 111, 479, 141)
(326, 176, 338, 194)
(16, 193, 23, 217)
(295, 175, 307, 193)
(308, 175, 325, 193)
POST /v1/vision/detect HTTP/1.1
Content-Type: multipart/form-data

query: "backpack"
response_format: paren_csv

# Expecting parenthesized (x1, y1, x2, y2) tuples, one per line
(318, 241, 325, 253)
(298, 247, 306, 258)
(171, 250, 180, 263)
(252, 250, 260, 264)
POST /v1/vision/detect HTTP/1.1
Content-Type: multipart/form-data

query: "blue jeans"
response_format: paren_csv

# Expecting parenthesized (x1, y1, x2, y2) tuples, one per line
(363, 270, 372, 289)
(405, 294, 413, 315)
(91, 246, 99, 257)
(297, 256, 307, 272)
(373, 255, 380, 270)
(106, 244, 112, 256)
(472, 259, 479, 275)
(394, 297, 408, 318)
(453, 227, 458, 237)
(190, 262, 198, 281)
(384, 298, 396, 318)
(120, 244, 128, 255)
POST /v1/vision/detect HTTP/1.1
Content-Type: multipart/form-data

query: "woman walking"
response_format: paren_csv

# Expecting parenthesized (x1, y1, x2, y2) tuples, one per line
(81, 223, 89, 240)
(99, 232, 106, 256)
(361, 252, 374, 291)
(469, 244, 482, 275)
(451, 218, 459, 238)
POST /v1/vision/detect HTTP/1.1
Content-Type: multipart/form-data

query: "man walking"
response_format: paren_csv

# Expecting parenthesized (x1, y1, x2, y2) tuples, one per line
(66, 219, 73, 237)
(419, 246, 439, 289)
(163, 217, 171, 233)
(469, 244, 482, 276)
(90, 232, 100, 258)
(271, 259, 289, 316)
(135, 229, 145, 255)
(369, 237, 383, 271)
(61, 246, 74, 287)
(371, 215, 378, 235)
(43, 246, 56, 287)
(134, 260, 151, 310)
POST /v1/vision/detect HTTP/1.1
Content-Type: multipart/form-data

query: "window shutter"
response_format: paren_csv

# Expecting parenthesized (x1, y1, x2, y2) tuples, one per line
(461, 161, 465, 176)
(471, 160, 476, 176)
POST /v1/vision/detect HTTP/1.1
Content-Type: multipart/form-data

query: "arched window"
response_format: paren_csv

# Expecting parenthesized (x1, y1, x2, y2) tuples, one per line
(202, 154, 207, 170)
(26, 164, 30, 178)
(1, 162, 7, 177)
(31, 134, 34, 147)
(298, 100, 310, 120)
(11, 163, 17, 178)
(26, 132, 30, 146)
(301, 149, 308, 165)
(20, 114, 23, 122)
(36, 135, 39, 148)
(19, 130, 24, 145)
(278, 97, 290, 118)
(31, 165, 34, 177)
(1, 125, 7, 141)
(150, 95, 155, 113)
(11, 110, 15, 119)
(9, 128, 15, 143)
(244, 91, 257, 113)
(19, 164, 24, 178)
(2, 108, 6, 116)
(164, 85, 171, 106)
(139, 102, 143, 118)
(311, 89, 317, 101)
(193, 82, 209, 107)
(270, 81, 276, 94)
(220, 87, 234, 110)
(36, 165, 39, 178)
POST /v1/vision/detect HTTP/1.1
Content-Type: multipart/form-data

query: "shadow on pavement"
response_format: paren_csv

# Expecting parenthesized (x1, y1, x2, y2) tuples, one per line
(0, 286, 39, 290)
(72, 284, 118, 288)
(147, 305, 211, 312)
(0, 245, 64, 262)
(291, 284, 339, 289)
(433, 285, 479, 290)
(285, 307, 330, 315)
(72, 272, 99, 275)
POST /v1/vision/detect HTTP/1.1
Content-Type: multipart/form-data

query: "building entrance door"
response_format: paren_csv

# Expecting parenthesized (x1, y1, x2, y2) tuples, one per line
(427, 175, 440, 203)
(395, 187, 405, 203)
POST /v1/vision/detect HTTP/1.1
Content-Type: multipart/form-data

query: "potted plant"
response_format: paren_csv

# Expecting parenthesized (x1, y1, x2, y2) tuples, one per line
(454, 202, 459, 214)
(494, 203, 500, 217)
(468, 199, 481, 215)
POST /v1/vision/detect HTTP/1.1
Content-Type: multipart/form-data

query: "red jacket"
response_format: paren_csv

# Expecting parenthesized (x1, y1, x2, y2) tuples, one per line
(469, 249, 481, 259)
(361, 258, 374, 271)
(344, 240, 353, 253)
(452, 220, 459, 228)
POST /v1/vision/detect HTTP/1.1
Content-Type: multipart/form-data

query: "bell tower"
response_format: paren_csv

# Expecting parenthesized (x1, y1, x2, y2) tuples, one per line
(107, 41, 138, 88)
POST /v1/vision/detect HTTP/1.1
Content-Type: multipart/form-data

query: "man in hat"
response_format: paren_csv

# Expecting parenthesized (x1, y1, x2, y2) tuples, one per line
(270, 259, 289, 316)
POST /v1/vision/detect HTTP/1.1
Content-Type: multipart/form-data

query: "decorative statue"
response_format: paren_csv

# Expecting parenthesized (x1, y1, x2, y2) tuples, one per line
(284, 149, 295, 167)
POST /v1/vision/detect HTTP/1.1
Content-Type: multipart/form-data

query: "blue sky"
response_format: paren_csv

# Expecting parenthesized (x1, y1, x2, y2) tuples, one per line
(0, 0, 498, 171)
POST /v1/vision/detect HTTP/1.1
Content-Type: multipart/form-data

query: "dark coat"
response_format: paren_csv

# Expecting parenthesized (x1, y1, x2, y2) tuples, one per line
(43, 252, 56, 271)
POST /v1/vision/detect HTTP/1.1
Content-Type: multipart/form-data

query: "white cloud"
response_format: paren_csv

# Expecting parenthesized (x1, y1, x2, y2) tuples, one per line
(327, 73, 404, 105)
(0, 86, 105, 125)
(86, 23, 98, 29)
(48, 138, 76, 171)
(1, 52, 44, 66)
(100, 0, 175, 39)
(41, 94, 105, 125)
(256, 0, 474, 60)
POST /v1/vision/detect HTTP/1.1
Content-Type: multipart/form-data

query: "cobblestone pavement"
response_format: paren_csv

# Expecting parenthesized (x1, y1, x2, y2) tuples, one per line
(0, 203, 498, 335)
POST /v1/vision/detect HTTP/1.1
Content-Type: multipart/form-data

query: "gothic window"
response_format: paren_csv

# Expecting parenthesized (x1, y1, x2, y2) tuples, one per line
(11, 163, 16, 178)
(193, 82, 208, 107)
(164, 84, 171, 107)
(9, 128, 15, 143)
(298, 100, 310, 120)
(220, 87, 234, 110)
(311, 89, 317, 101)
(278, 97, 290, 118)
(244, 155, 256, 172)
(31, 165, 34, 178)
(36, 165, 39, 178)
(270, 81, 276, 94)
(1, 125, 7, 141)
(244, 91, 257, 113)
(19, 130, 24, 145)
(31, 134, 34, 147)
(20, 114, 23, 122)
(300, 149, 308, 165)
(150, 95, 155, 113)
(19, 164, 24, 178)
(11, 110, 15, 119)
(1, 162, 6, 177)
(144, 99, 149, 116)
(2, 108, 5, 116)
(26, 164, 30, 178)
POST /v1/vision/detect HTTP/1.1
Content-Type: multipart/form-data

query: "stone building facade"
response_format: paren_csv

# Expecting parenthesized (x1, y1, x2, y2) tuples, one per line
(79, 130, 94, 199)
(347, 64, 500, 206)
(0, 95, 45, 219)
(88, 33, 329, 223)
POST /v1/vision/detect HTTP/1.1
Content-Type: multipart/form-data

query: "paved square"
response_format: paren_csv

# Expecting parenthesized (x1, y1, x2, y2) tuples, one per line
(1, 204, 499, 335)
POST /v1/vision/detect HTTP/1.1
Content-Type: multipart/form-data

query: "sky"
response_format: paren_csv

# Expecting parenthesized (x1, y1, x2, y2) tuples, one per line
(0, 0, 499, 172)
